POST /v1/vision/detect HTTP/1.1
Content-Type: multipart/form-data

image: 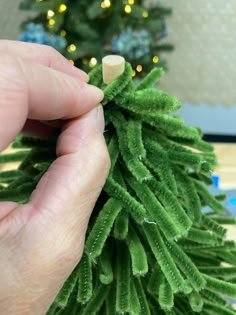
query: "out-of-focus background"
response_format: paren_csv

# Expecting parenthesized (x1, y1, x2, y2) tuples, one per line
(0, 0, 236, 225)
(0, 0, 33, 39)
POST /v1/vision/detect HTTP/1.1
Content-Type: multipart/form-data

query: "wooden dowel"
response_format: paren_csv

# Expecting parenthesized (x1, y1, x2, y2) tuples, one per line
(102, 55, 125, 84)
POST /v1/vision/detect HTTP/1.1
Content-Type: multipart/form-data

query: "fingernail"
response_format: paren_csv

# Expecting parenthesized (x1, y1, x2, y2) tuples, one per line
(69, 62, 89, 81)
(79, 69, 89, 82)
(87, 84, 104, 104)
(96, 105, 105, 133)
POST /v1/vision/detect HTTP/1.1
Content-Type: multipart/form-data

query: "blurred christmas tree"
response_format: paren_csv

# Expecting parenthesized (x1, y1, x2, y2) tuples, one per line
(18, 0, 173, 76)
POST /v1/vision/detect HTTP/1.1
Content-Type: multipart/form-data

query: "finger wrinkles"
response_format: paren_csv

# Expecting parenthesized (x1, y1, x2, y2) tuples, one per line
(12, 58, 101, 120)
(0, 55, 29, 150)
(0, 54, 29, 93)
(0, 40, 89, 81)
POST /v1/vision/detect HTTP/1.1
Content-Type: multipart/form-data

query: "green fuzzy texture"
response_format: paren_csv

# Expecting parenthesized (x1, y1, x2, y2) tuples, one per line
(135, 67, 165, 91)
(204, 274, 236, 299)
(80, 284, 109, 315)
(55, 265, 79, 308)
(144, 139, 178, 195)
(104, 177, 145, 224)
(175, 167, 202, 222)
(115, 243, 131, 313)
(189, 291, 204, 313)
(199, 266, 236, 280)
(127, 119, 146, 159)
(134, 277, 151, 315)
(77, 253, 93, 304)
(127, 175, 183, 239)
(113, 211, 129, 240)
(129, 278, 141, 315)
(126, 225, 148, 276)
(0, 150, 29, 163)
(144, 223, 186, 293)
(85, 198, 123, 259)
(99, 245, 113, 285)
(164, 239, 206, 292)
(159, 278, 174, 310)
(201, 215, 227, 239)
(147, 263, 164, 296)
(1, 62, 236, 314)
(105, 285, 116, 315)
(204, 302, 236, 315)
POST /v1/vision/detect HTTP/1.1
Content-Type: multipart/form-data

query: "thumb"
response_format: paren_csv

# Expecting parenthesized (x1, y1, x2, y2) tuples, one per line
(28, 105, 110, 241)
(0, 106, 110, 315)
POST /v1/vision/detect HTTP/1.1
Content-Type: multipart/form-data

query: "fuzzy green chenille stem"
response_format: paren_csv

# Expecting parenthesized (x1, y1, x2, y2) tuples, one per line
(1, 63, 236, 314)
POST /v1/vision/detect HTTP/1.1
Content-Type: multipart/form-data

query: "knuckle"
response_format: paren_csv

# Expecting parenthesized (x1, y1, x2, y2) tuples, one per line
(101, 146, 111, 171)
(0, 53, 18, 68)
(26, 43, 58, 62)
(94, 139, 111, 177)
(44, 45, 58, 56)
(0, 54, 28, 91)
(43, 45, 65, 65)
(52, 232, 84, 264)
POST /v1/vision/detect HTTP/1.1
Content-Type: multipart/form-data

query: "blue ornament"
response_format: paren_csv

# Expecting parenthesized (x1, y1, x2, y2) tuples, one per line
(48, 35, 67, 51)
(19, 23, 67, 51)
(112, 27, 151, 60)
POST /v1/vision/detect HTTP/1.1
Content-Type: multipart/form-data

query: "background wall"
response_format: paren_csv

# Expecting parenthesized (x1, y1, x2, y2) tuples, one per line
(148, 0, 236, 135)
(149, 0, 236, 107)
(0, 0, 32, 40)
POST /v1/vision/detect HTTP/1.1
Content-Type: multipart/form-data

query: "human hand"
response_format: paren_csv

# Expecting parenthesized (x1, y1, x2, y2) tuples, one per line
(0, 41, 110, 315)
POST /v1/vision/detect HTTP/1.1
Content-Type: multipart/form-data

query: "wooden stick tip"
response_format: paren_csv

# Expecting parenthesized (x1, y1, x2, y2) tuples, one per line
(102, 55, 125, 84)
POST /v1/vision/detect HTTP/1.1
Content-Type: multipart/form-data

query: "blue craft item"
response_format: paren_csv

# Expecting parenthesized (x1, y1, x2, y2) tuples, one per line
(211, 175, 220, 188)
(19, 23, 67, 51)
(224, 190, 236, 216)
(229, 198, 236, 206)
(112, 27, 151, 60)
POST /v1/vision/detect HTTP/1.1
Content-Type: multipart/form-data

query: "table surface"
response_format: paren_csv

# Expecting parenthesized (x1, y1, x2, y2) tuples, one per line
(214, 143, 236, 190)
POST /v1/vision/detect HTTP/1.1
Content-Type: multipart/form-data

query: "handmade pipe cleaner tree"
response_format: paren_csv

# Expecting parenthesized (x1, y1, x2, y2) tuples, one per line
(1, 55, 236, 315)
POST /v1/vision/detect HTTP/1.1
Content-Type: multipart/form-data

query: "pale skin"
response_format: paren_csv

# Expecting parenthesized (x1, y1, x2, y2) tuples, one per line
(0, 40, 110, 314)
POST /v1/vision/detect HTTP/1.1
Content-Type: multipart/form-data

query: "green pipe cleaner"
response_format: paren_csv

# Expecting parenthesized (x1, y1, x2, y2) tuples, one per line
(0, 62, 236, 314)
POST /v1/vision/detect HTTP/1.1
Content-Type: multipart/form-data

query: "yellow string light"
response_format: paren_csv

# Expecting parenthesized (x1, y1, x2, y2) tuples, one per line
(48, 19, 56, 27)
(136, 65, 142, 72)
(82, 58, 89, 65)
(58, 4, 67, 13)
(47, 10, 55, 19)
(142, 10, 149, 18)
(128, 0, 135, 4)
(60, 30, 67, 37)
(104, 0, 111, 7)
(101, 0, 111, 8)
(67, 44, 77, 53)
(124, 5, 132, 13)
(132, 70, 136, 77)
(89, 57, 97, 67)
(69, 60, 75, 65)
(153, 56, 159, 63)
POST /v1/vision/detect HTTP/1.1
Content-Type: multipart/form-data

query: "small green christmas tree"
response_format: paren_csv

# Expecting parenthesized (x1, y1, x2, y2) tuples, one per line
(0, 58, 236, 315)
(18, 0, 173, 76)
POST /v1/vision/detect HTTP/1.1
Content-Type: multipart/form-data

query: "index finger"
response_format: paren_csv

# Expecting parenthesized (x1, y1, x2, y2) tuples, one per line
(0, 40, 89, 82)
(0, 54, 103, 151)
